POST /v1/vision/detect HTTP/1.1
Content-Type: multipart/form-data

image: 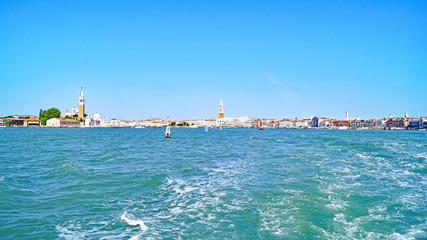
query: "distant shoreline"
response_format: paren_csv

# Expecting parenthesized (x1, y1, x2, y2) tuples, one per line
(1, 126, 425, 131)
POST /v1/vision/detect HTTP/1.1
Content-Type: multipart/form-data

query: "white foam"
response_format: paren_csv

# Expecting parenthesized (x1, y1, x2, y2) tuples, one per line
(121, 211, 148, 231)
(356, 153, 369, 159)
(56, 224, 86, 240)
(170, 206, 183, 214)
(326, 197, 348, 211)
(0, 176, 4, 181)
(174, 185, 196, 194)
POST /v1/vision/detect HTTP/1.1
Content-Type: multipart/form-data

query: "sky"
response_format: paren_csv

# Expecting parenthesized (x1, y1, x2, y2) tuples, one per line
(1, 0, 426, 120)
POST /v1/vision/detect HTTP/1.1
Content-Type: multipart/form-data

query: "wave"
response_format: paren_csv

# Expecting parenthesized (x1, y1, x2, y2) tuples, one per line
(121, 211, 148, 231)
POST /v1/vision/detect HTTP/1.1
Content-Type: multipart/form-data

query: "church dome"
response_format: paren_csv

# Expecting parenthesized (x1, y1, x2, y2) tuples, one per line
(71, 106, 78, 114)
(93, 111, 101, 121)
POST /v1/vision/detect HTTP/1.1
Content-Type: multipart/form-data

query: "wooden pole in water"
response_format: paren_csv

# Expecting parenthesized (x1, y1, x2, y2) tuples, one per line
(165, 125, 171, 138)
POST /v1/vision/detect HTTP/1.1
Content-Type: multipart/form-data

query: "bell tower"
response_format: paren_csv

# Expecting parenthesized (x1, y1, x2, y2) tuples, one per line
(78, 87, 85, 120)
(218, 100, 224, 119)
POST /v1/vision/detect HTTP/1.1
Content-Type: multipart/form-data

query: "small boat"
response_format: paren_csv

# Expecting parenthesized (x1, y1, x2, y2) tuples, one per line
(165, 125, 171, 138)
(135, 125, 145, 129)
(258, 126, 266, 130)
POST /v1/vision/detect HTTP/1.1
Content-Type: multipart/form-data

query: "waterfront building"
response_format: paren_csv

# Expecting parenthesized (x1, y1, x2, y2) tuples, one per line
(350, 119, 370, 129)
(294, 120, 309, 128)
(46, 118, 80, 127)
(84, 115, 92, 127)
(386, 118, 406, 129)
(260, 118, 276, 128)
(318, 118, 334, 128)
(184, 119, 200, 126)
(25, 117, 41, 126)
(373, 118, 387, 129)
(267, 120, 278, 128)
(218, 100, 224, 119)
(0, 116, 40, 127)
(408, 119, 420, 129)
(78, 87, 85, 120)
(204, 119, 217, 128)
(310, 117, 320, 127)
(369, 119, 376, 129)
(251, 119, 261, 128)
(420, 117, 427, 129)
(235, 116, 254, 128)
(216, 118, 235, 128)
(108, 119, 131, 127)
(332, 120, 350, 127)
(279, 118, 294, 128)
(187, 119, 218, 128)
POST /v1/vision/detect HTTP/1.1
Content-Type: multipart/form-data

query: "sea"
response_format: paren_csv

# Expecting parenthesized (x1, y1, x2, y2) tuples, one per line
(0, 128, 426, 239)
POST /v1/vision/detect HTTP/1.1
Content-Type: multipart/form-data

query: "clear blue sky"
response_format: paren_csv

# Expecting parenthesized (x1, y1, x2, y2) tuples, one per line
(1, 1, 426, 120)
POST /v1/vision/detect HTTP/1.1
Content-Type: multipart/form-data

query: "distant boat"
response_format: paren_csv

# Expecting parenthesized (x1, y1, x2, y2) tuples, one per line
(337, 126, 348, 130)
(258, 126, 266, 130)
(135, 125, 145, 129)
(165, 126, 171, 138)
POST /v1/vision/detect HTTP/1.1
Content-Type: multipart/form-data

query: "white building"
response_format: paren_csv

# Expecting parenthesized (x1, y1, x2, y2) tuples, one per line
(279, 119, 294, 128)
(216, 118, 235, 128)
(46, 118, 80, 127)
(235, 116, 253, 128)
(294, 120, 309, 128)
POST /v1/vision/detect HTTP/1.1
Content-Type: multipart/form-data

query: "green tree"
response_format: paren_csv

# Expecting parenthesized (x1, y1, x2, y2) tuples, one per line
(40, 117, 48, 125)
(5, 120, 12, 126)
(171, 121, 177, 126)
(64, 115, 74, 120)
(38, 108, 61, 125)
(44, 108, 61, 119)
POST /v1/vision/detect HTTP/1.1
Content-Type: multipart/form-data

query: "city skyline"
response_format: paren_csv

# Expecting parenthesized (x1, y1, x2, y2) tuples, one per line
(1, 1, 426, 120)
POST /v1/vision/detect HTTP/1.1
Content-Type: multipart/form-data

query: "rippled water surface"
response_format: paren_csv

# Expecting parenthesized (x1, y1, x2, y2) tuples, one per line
(0, 128, 426, 239)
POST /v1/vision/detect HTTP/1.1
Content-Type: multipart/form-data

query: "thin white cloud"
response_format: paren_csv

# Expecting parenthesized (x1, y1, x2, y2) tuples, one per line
(263, 72, 300, 99)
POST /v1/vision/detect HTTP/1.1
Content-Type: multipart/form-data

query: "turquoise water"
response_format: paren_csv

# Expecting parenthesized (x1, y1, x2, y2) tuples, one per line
(0, 128, 426, 239)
